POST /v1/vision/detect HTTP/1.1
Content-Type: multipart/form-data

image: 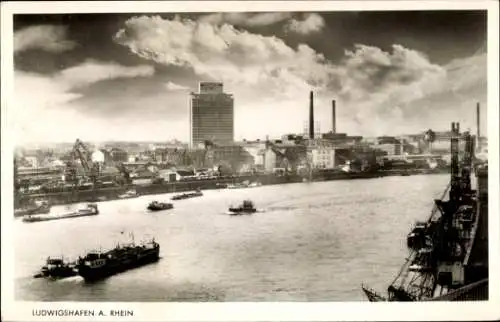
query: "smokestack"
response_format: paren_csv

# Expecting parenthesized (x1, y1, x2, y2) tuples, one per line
(309, 91, 314, 139)
(476, 102, 480, 144)
(332, 100, 336, 134)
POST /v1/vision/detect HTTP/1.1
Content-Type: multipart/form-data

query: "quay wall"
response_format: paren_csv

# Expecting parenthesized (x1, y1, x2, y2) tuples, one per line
(16, 169, 447, 207)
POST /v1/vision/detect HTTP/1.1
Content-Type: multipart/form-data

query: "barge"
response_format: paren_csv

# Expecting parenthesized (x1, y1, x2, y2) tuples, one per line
(22, 203, 98, 223)
(76, 237, 160, 282)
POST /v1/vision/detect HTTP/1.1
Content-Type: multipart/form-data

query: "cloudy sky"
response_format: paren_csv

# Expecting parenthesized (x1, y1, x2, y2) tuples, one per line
(12, 10, 487, 144)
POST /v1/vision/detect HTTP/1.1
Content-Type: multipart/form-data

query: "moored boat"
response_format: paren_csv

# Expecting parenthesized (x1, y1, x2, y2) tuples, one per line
(33, 257, 77, 279)
(171, 188, 203, 200)
(227, 181, 262, 189)
(228, 200, 257, 215)
(76, 237, 160, 281)
(118, 189, 139, 199)
(14, 200, 51, 217)
(147, 201, 173, 211)
(23, 203, 99, 223)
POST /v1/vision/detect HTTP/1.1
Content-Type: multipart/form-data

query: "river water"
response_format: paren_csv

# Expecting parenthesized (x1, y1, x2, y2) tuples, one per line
(13, 174, 449, 301)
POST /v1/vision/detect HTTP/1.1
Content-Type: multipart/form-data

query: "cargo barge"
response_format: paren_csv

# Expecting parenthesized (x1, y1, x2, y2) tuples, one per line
(22, 203, 98, 223)
(14, 200, 51, 217)
(171, 188, 203, 200)
(76, 237, 160, 282)
(361, 122, 488, 301)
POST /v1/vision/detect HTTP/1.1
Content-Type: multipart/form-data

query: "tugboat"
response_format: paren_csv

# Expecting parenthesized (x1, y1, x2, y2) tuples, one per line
(14, 200, 51, 217)
(228, 200, 257, 215)
(23, 203, 99, 223)
(33, 257, 77, 279)
(171, 188, 203, 200)
(147, 201, 173, 211)
(76, 237, 160, 282)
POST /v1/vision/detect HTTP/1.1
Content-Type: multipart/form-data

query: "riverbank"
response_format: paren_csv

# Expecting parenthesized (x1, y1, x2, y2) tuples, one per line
(15, 168, 448, 208)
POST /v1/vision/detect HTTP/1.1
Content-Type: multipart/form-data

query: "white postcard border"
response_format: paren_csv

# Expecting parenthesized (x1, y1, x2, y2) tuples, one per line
(1, 1, 499, 321)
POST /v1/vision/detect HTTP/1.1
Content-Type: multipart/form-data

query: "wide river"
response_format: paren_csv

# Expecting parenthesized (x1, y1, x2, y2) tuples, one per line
(13, 174, 449, 301)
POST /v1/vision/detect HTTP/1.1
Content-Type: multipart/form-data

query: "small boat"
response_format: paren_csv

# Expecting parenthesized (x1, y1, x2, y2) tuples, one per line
(118, 189, 139, 199)
(171, 188, 203, 200)
(228, 200, 257, 215)
(14, 200, 51, 217)
(227, 181, 262, 189)
(147, 201, 173, 211)
(23, 204, 99, 223)
(33, 257, 77, 279)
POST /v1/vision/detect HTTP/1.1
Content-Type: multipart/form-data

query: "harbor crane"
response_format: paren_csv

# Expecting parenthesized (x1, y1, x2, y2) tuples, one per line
(362, 122, 479, 301)
(64, 139, 101, 202)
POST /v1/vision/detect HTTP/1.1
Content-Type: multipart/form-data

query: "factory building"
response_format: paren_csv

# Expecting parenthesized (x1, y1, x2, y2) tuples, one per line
(310, 147, 336, 169)
(190, 82, 234, 149)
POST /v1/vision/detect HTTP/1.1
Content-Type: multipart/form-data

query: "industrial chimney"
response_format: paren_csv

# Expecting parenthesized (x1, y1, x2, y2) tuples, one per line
(309, 91, 314, 139)
(332, 100, 336, 134)
(476, 102, 480, 146)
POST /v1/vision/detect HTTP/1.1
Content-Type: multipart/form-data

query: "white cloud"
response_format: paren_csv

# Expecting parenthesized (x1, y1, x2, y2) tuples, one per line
(115, 16, 473, 137)
(198, 12, 292, 27)
(14, 16, 486, 143)
(284, 13, 325, 35)
(165, 81, 189, 91)
(334, 48, 487, 136)
(13, 61, 155, 144)
(114, 15, 329, 96)
(57, 60, 154, 88)
(113, 16, 486, 138)
(14, 25, 77, 53)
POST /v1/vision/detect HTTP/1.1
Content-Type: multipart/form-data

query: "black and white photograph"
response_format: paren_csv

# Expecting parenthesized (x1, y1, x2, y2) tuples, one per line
(1, 1, 499, 321)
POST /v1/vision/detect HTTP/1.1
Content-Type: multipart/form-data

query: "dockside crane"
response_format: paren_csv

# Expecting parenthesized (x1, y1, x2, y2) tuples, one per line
(362, 120, 479, 302)
(64, 139, 101, 202)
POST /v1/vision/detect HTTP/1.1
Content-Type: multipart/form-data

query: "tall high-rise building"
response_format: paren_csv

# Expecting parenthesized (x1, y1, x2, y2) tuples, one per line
(190, 82, 234, 148)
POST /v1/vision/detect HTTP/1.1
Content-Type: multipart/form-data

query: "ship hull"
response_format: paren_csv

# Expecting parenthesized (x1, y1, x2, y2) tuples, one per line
(23, 211, 98, 223)
(77, 248, 160, 282)
(14, 206, 51, 217)
(147, 203, 173, 211)
(36, 267, 77, 279)
(171, 192, 203, 200)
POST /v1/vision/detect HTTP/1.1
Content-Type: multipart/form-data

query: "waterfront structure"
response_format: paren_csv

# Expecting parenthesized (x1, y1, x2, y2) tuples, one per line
(310, 147, 336, 169)
(109, 148, 128, 163)
(190, 82, 234, 148)
(375, 137, 403, 156)
(204, 144, 254, 172)
(263, 148, 278, 172)
(240, 140, 267, 167)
